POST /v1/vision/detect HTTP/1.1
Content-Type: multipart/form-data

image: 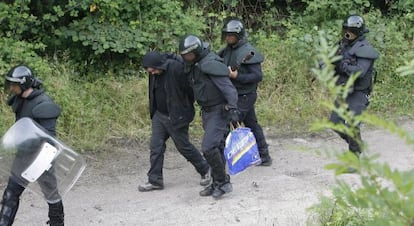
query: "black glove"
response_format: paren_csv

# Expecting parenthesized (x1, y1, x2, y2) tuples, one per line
(227, 108, 241, 128)
(339, 57, 357, 76)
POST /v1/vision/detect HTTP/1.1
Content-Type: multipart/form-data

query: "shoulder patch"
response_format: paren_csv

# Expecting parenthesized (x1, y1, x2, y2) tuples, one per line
(198, 53, 229, 77)
(32, 102, 61, 119)
(354, 45, 379, 59)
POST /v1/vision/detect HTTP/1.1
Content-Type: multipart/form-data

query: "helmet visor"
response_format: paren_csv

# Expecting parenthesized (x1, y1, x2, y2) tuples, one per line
(180, 44, 197, 55)
(5, 76, 24, 83)
(4, 79, 12, 92)
(4, 76, 23, 92)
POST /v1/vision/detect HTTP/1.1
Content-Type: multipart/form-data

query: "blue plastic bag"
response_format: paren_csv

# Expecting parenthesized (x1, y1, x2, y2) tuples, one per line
(224, 127, 262, 175)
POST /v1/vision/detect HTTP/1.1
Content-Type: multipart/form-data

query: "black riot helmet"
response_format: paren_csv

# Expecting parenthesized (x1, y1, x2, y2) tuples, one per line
(342, 15, 367, 37)
(4, 65, 36, 91)
(179, 34, 203, 56)
(222, 18, 246, 40)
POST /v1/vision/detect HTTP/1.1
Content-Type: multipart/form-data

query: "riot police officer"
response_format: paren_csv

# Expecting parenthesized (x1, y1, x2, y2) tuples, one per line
(218, 17, 272, 166)
(179, 34, 239, 199)
(138, 51, 211, 192)
(330, 15, 379, 156)
(0, 65, 64, 226)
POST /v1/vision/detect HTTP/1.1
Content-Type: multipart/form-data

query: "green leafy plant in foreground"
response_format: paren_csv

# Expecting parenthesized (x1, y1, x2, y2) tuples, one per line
(308, 32, 414, 226)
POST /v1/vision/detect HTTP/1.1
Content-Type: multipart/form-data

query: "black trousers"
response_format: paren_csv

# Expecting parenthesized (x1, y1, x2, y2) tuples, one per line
(330, 91, 370, 153)
(237, 92, 270, 157)
(201, 105, 230, 183)
(147, 111, 209, 186)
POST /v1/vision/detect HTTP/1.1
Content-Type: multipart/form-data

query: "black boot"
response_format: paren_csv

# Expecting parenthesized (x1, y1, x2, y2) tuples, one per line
(336, 130, 362, 156)
(259, 152, 272, 166)
(199, 178, 233, 198)
(47, 200, 64, 226)
(254, 130, 272, 166)
(212, 175, 232, 199)
(0, 179, 25, 226)
(200, 150, 232, 198)
(348, 130, 362, 156)
(199, 183, 215, 196)
(0, 189, 20, 226)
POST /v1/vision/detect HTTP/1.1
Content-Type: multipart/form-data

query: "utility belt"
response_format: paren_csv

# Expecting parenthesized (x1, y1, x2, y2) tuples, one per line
(201, 104, 225, 113)
(238, 91, 256, 97)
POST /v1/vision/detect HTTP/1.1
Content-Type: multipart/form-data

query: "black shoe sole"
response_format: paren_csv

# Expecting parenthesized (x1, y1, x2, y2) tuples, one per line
(138, 185, 164, 192)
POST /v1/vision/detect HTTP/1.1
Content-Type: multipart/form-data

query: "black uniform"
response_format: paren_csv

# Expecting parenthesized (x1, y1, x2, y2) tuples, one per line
(183, 44, 239, 198)
(218, 38, 272, 165)
(142, 52, 210, 188)
(0, 88, 64, 226)
(330, 35, 379, 154)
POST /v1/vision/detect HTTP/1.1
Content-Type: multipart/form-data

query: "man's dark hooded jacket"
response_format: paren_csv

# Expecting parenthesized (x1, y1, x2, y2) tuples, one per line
(143, 52, 195, 129)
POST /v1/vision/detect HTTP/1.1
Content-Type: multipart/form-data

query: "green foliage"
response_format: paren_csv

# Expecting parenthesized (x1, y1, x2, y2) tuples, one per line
(303, 0, 371, 21)
(0, 37, 47, 74)
(55, 0, 206, 72)
(1, 0, 412, 76)
(389, 0, 414, 30)
(59, 17, 145, 55)
(0, 0, 207, 76)
(0, 0, 39, 40)
(251, 32, 327, 133)
(308, 196, 372, 225)
(397, 59, 414, 77)
(308, 34, 414, 226)
(54, 73, 151, 151)
(367, 11, 414, 116)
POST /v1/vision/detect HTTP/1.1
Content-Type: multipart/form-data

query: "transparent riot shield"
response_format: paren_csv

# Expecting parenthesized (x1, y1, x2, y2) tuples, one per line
(0, 117, 86, 202)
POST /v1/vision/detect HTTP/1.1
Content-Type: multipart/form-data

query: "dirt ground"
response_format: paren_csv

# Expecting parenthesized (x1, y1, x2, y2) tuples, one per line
(6, 119, 414, 226)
